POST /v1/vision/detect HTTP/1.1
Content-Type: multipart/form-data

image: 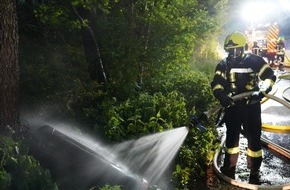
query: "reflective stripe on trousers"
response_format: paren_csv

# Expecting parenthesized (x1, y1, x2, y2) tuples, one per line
(223, 101, 262, 171)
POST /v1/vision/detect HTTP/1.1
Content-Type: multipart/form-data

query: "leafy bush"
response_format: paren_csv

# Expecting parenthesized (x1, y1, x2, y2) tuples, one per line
(172, 123, 219, 190)
(20, 63, 59, 101)
(144, 69, 215, 115)
(0, 135, 57, 190)
(77, 67, 219, 189)
(97, 184, 121, 190)
(63, 79, 107, 125)
(103, 91, 188, 141)
(140, 68, 219, 189)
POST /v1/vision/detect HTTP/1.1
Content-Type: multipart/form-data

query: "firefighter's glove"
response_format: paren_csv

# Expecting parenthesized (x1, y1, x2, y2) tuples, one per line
(259, 79, 272, 95)
(219, 95, 234, 108)
(250, 91, 264, 101)
(250, 80, 273, 102)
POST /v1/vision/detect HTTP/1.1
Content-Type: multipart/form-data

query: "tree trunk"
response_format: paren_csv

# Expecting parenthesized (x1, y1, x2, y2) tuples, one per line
(70, 4, 107, 84)
(0, 0, 20, 136)
(81, 26, 107, 83)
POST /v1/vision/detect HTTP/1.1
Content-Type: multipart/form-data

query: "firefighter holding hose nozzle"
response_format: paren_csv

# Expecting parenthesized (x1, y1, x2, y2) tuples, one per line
(211, 31, 276, 184)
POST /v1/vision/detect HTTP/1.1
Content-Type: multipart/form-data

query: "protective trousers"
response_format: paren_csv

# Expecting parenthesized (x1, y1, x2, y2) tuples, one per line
(223, 100, 262, 172)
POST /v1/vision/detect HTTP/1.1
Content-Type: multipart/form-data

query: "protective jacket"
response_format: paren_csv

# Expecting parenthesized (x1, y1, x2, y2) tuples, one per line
(211, 53, 276, 172)
(276, 40, 285, 62)
(252, 44, 260, 55)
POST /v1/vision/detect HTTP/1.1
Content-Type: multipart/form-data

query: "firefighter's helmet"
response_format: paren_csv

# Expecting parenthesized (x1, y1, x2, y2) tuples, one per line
(224, 31, 247, 58)
(278, 36, 285, 42)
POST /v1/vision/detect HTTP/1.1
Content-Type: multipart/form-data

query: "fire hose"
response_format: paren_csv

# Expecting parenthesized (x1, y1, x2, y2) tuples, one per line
(189, 90, 290, 187)
(282, 87, 290, 102)
(213, 136, 290, 190)
(213, 91, 290, 157)
(277, 73, 290, 102)
(208, 92, 290, 189)
(191, 90, 290, 157)
(191, 91, 290, 155)
(201, 89, 290, 130)
(264, 93, 290, 109)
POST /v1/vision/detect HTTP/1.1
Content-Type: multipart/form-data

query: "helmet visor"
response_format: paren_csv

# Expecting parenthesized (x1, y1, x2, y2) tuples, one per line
(228, 48, 243, 58)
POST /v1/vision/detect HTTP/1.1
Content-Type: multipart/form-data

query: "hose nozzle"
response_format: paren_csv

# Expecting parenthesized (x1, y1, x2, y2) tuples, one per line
(189, 114, 207, 132)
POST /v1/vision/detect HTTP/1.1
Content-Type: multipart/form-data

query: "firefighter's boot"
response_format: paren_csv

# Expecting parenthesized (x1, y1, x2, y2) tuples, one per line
(249, 170, 261, 185)
(220, 166, 236, 179)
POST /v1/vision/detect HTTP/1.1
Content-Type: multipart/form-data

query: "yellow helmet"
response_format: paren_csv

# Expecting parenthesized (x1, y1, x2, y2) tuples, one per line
(224, 31, 247, 52)
(278, 36, 285, 42)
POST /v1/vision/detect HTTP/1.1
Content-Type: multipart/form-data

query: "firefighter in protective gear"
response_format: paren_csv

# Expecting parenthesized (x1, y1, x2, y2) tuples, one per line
(276, 37, 285, 62)
(211, 31, 276, 184)
(252, 41, 260, 55)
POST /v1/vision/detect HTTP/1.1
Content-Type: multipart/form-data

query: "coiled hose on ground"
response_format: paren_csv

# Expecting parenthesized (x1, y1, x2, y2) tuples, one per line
(213, 89, 290, 190)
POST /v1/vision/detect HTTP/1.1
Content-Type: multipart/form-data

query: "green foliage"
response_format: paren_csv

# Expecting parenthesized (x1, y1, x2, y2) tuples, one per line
(63, 79, 118, 130)
(191, 58, 218, 77)
(20, 63, 59, 100)
(145, 68, 215, 115)
(96, 184, 121, 190)
(19, 29, 88, 103)
(34, 1, 87, 30)
(18, 0, 230, 189)
(172, 124, 219, 189)
(0, 136, 57, 190)
(0, 170, 10, 190)
(103, 91, 188, 141)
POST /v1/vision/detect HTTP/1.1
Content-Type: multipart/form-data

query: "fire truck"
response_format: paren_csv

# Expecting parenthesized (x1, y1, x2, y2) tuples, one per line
(245, 23, 285, 63)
